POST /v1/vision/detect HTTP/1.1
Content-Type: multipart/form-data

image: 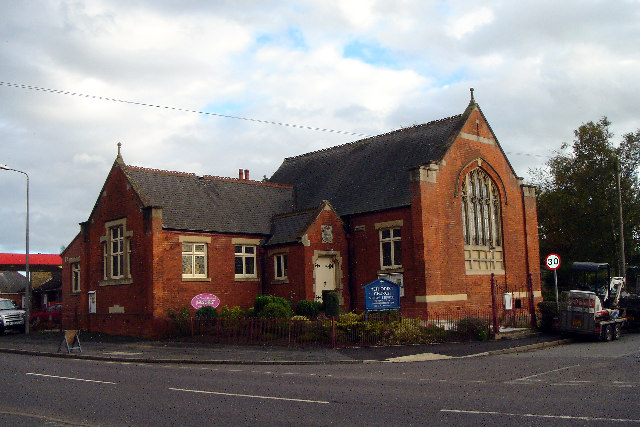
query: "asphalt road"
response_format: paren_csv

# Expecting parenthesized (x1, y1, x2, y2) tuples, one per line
(1, 333, 639, 426)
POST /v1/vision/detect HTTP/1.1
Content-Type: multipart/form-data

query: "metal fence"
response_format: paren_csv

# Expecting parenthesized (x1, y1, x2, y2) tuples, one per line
(178, 310, 503, 348)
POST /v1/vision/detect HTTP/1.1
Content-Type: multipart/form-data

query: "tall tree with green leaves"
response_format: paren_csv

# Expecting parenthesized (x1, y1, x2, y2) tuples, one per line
(531, 117, 640, 280)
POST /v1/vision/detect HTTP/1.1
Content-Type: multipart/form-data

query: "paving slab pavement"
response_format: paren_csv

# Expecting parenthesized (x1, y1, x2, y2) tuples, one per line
(0, 330, 569, 365)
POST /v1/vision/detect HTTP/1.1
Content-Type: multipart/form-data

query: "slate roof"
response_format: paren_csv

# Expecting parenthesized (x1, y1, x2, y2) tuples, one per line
(33, 271, 61, 293)
(269, 103, 473, 216)
(123, 166, 295, 235)
(266, 209, 317, 246)
(0, 271, 27, 293)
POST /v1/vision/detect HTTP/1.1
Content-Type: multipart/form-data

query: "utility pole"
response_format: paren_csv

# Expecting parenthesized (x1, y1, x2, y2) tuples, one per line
(616, 158, 626, 278)
(0, 164, 30, 334)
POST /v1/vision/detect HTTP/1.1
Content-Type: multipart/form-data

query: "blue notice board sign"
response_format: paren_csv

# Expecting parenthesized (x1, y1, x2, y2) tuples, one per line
(363, 278, 401, 311)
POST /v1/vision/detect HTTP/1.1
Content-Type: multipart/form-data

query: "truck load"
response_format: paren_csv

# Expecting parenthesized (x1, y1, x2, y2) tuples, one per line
(619, 266, 640, 329)
(558, 262, 625, 341)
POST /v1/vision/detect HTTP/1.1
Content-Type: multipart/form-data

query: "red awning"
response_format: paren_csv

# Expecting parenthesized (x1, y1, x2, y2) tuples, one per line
(0, 253, 62, 272)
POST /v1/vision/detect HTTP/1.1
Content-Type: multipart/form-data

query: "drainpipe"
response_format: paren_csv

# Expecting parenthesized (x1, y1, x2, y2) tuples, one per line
(345, 217, 357, 311)
(260, 245, 267, 296)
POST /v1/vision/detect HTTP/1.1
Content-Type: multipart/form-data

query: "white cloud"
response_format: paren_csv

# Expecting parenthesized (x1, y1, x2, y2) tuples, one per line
(1, 0, 640, 253)
(447, 6, 495, 39)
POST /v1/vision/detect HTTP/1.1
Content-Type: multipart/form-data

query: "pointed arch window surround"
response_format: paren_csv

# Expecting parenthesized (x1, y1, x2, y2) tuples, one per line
(461, 168, 504, 273)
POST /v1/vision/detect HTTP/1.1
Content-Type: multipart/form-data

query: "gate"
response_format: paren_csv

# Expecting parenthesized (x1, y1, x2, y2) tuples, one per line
(490, 273, 537, 333)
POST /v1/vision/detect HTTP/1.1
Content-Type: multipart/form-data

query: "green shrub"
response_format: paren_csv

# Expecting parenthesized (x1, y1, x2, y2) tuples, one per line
(259, 302, 293, 318)
(291, 315, 309, 321)
(391, 319, 427, 344)
(167, 306, 191, 336)
(254, 295, 292, 316)
(454, 317, 490, 341)
(219, 305, 246, 319)
(423, 324, 450, 342)
(537, 301, 558, 332)
(322, 290, 340, 317)
(167, 306, 190, 320)
(296, 300, 320, 318)
(195, 306, 218, 318)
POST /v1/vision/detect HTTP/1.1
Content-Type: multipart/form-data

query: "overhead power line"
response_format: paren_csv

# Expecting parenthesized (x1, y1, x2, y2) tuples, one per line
(0, 80, 555, 160)
(0, 81, 372, 138)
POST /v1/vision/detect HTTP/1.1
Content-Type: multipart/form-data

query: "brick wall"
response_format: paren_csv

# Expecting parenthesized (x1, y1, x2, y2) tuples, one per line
(265, 203, 350, 310)
(405, 106, 541, 315)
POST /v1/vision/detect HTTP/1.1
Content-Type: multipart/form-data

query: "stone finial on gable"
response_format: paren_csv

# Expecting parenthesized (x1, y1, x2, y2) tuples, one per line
(470, 87, 475, 103)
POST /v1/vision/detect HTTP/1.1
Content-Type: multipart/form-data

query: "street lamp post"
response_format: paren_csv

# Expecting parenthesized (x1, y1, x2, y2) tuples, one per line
(0, 164, 30, 334)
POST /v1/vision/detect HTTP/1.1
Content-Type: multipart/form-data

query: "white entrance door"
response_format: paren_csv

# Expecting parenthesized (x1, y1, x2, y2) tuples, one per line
(314, 256, 336, 300)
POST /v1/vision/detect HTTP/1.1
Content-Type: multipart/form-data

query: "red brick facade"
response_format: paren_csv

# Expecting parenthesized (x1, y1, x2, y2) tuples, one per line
(62, 101, 541, 338)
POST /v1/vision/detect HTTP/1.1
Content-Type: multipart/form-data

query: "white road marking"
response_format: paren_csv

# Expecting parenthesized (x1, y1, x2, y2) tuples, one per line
(26, 373, 116, 385)
(512, 364, 580, 381)
(441, 409, 640, 423)
(169, 387, 330, 404)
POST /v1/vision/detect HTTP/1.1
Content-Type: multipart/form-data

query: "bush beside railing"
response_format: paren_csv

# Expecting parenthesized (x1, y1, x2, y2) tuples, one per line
(182, 310, 502, 348)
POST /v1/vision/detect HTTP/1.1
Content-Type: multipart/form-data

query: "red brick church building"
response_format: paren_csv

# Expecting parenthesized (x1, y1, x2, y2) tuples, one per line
(62, 95, 541, 337)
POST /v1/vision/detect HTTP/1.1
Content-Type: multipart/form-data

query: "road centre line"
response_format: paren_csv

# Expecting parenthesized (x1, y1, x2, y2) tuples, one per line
(26, 373, 116, 385)
(169, 387, 329, 404)
(440, 409, 640, 423)
(512, 364, 580, 381)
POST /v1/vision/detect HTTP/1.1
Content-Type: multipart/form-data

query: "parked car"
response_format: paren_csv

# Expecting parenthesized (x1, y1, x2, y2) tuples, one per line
(0, 298, 26, 334)
(30, 303, 62, 328)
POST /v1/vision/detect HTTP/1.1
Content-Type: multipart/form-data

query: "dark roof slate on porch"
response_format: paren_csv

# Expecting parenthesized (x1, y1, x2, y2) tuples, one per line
(266, 210, 317, 246)
(269, 107, 471, 216)
(124, 167, 295, 235)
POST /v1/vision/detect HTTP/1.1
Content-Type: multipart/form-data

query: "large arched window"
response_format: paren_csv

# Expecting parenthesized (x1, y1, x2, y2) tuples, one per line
(461, 168, 504, 273)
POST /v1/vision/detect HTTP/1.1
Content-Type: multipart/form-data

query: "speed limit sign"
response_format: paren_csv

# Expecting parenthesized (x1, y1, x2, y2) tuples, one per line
(545, 253, 561, 270)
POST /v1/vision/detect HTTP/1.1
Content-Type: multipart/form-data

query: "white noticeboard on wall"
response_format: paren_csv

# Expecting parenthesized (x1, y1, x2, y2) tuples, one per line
(88, 291, 96, 314)
(504, 292, 513, 310)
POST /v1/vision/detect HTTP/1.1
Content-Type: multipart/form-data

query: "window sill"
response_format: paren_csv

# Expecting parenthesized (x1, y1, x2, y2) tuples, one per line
(465, 269, 505, 276)
(377, 267, 404, 274)
(234, 277, 259, 282)
(182, 277, 211, 282)
(99, 278, 133, 286)
(271, 278, 289, 285)
(69, 292, 81, 296)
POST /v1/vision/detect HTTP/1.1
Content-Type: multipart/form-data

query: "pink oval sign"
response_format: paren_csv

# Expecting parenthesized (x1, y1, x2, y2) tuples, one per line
(191, 293, 220, 310)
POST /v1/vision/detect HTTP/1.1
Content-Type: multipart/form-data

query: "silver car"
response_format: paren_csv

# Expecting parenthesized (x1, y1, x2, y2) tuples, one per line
(0, 298, 26, 334)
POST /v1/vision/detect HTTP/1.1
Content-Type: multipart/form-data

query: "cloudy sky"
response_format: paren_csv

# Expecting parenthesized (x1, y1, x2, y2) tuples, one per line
(1, 0, 639, 254)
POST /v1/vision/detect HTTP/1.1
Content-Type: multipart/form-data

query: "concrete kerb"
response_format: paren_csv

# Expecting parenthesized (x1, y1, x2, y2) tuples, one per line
(459, 338, 573, 358)
(0, 338, 572, 365)
(0, 347, 366, 365)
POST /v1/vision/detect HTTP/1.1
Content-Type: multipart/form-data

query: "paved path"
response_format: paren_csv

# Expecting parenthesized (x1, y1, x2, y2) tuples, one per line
(0, 330, 569, 364)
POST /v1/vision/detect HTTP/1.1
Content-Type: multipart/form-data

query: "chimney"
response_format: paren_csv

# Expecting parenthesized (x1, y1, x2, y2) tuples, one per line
(238, 169, 244, 180)
(244, 169, 250, 181)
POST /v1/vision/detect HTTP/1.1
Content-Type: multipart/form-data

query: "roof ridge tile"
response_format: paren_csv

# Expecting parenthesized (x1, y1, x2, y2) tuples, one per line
(283, 114, 463, 162)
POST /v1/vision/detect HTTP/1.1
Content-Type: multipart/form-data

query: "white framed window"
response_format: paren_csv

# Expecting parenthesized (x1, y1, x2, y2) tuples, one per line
(274, 254, 288, 280)
(182, 243, 207, 279)
(235, 245, 257, 278)
(380, 228, 402, 269)
(71, 262, 81, 293)
(101, 218, 132, 282)
(110, 225, 125, 278)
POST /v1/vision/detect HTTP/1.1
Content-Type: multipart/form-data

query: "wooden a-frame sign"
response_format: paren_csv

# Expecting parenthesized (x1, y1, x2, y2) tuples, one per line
(58, 330, 82, 353)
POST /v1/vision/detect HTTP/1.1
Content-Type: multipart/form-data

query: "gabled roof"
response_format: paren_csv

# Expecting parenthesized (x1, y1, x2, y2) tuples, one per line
(265, 200, 342, 246)
(122, 165, 295, 235)
(266, 209, 316, 246)
(269, 102, 473, 216)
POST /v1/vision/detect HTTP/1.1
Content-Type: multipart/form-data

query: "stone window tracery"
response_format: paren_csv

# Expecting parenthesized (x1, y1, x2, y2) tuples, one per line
(461, 168, 504, 273)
